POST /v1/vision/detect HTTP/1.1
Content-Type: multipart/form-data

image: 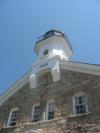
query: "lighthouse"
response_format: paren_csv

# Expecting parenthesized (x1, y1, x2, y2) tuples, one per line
(29, 30, 73, 88)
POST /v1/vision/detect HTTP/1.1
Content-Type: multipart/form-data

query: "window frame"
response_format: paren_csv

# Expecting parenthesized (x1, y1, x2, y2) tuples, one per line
(39, 72, 53, 86)
(41, 73, 49, 85)
(73, 92, 88, 115)
(46, 100, 55, 120)
(7, 107, 19, 127)
(31, 103, 40, 122)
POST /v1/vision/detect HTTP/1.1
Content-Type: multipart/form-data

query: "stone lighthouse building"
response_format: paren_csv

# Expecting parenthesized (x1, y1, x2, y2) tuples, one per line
(0, 30, 100, 133)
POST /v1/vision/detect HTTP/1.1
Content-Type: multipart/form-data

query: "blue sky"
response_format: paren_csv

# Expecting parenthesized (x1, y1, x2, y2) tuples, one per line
(0, 0, 100, 95)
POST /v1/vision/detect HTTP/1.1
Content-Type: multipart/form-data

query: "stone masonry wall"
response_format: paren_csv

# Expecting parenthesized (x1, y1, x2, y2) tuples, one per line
(0, 68, 100, 132)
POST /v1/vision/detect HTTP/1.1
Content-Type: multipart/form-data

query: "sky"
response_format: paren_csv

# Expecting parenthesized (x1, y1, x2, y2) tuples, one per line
(0, 0, 100, 95)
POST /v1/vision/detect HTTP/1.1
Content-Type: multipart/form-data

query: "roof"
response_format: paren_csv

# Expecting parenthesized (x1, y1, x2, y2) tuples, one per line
(0, 60, 100, 105)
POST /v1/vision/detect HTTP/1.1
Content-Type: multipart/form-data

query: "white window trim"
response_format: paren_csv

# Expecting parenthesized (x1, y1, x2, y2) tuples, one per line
(46, 100, 55, 120)
(31, 103, 40, 122)
(73, 92, 88, 115)
(7, 107, 19, 127)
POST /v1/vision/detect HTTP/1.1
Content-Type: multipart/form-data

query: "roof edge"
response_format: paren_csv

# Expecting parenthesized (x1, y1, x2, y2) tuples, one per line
(60, 60, 100, 76)
(0, 70, 31, 106)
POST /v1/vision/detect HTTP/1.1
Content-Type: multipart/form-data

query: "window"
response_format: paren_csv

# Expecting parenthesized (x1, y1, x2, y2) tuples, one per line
(31, 104, 40, 122)
(73, 93, 88, 115)
(43, 49, 48, 55)
(41, 73, 49, 85)
(47, 101, 55, 120)
(39, 72, 53, 86)
(7, 108, 19, 126)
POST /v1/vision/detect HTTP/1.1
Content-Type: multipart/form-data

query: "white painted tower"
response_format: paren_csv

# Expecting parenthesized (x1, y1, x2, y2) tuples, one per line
(29, 30, 73, 88)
